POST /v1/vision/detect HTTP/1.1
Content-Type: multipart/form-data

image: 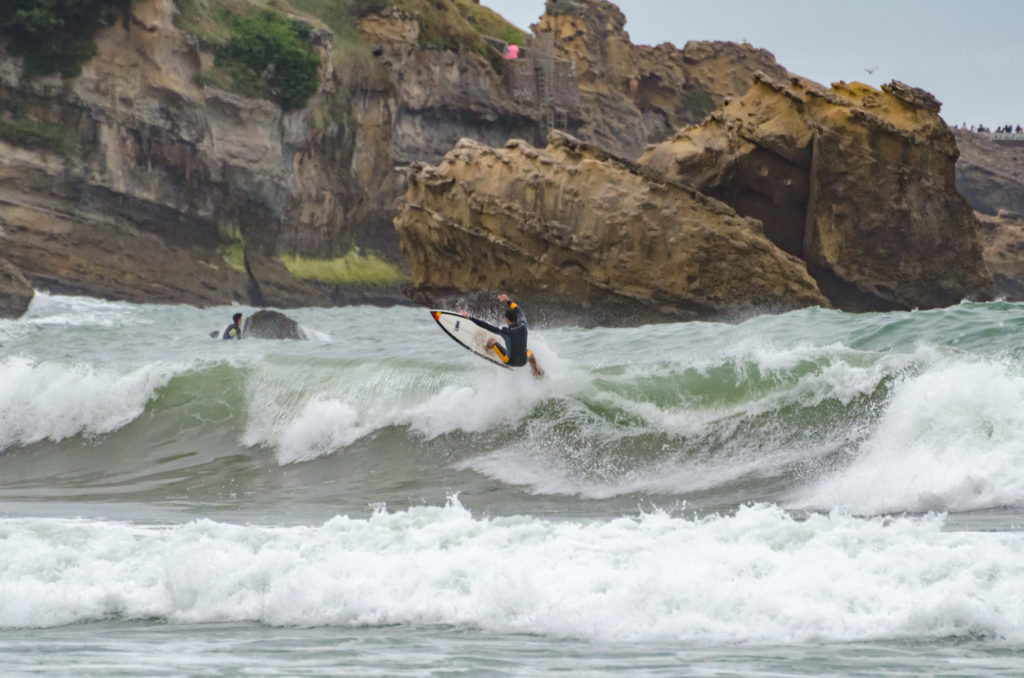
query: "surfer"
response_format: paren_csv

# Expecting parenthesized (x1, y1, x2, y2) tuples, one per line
(462, 294, 543, 376)
(222, 313, 243, 340)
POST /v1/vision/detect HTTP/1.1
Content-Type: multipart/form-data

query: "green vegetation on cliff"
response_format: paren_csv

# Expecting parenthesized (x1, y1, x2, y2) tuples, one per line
(372, 0, 525, 53)
(173, 0, 528, 119)
(678, 87, 715, 121)
(280, 251, 405, 286)
(0, 115, 67, 153)
(0, 0, 130, 77)
(177, 0, 525, 71)
(215, 9, 321, 110)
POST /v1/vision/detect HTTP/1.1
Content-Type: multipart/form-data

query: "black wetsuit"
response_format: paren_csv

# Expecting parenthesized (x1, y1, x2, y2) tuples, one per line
(473, 301, 529, 367)
(222, 322, 242, 340)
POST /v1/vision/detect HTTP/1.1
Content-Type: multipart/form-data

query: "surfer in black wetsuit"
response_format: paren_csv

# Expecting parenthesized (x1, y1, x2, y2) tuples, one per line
(222, 313, 243, 340)
(463, 294, 543, 376)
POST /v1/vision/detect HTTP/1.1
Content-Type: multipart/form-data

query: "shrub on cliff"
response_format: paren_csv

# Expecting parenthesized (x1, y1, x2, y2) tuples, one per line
(0, 115, 67, 153)
(215, 9, 321, 111)
(0, 0, 129, 77)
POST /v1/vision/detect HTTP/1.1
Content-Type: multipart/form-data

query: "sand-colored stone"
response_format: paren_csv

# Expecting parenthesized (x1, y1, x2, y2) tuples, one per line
(640, 74, 993, 310)
(395, 133, 827, 325)
(535, 0, 787, 158)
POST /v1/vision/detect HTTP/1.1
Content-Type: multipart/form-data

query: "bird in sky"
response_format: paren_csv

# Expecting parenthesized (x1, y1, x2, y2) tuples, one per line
(864, 65, 879, 75)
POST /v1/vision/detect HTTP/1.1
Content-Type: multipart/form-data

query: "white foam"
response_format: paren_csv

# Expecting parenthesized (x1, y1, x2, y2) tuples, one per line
(1, 503, 1022, 643)
(243, 351, 567, 463)
(276, 399, 367, 464)
(459, 345, 914, 498)
(18, 291, 139, 328)
(0, 356, 176, 450)
(791, 359, 1024, 514)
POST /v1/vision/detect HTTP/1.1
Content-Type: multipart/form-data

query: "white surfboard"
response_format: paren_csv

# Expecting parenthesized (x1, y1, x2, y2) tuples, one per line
(431, 310, 511, 368)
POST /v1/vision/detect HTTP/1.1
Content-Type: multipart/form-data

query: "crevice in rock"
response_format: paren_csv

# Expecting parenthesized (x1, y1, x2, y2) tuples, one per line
(704, 146, 810, 258)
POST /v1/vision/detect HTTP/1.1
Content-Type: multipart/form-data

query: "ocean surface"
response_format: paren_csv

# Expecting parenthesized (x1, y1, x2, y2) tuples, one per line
(2, 292, 1024, 676)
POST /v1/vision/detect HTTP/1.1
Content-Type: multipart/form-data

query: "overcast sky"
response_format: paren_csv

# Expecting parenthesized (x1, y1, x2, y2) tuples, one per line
(482, 0, 1022, 128)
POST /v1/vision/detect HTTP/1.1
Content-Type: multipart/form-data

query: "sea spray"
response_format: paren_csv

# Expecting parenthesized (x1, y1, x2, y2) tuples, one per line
(791, 358, 1024, 514)
(0, 356, 177, 451)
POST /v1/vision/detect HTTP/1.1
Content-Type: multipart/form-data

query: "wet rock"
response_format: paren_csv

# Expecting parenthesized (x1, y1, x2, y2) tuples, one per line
(0, 257, 33, 319)
(242, 309, 307, 340)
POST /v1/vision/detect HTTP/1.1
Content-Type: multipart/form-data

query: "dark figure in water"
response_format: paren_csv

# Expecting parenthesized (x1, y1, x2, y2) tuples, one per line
(463, 293, 543, 376)
(222, 313, 243, 340)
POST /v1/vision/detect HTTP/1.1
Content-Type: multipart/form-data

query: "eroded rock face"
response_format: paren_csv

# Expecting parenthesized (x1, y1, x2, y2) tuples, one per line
(640, 75, 993, 311)
(0, 0, 350, 306)
(952, 130, 1024, 298)
(395, 133, 827, 325)
(954, 130, 1024, 218)
(536, 0, 788, 158)
(0, 257, 33, 319)
(0, 0, 806, 314)
(978, 212, 1024, 299)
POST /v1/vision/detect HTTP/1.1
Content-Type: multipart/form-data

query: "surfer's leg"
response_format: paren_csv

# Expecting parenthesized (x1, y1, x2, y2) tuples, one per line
(527, 350, 544, 377)
(491, 341, 510, 364)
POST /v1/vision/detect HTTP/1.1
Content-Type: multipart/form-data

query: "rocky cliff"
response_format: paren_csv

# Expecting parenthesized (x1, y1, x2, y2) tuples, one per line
(396, 74, 993, 317)
(0, 0, 999, 322)
(0, 0, 783, 318)
(639, 75, 992, 311)
(396, 133, 827, 325)
(536, 0, 787, 157)
(954, 130, 1024, 298)
(954, 130, 1024, 217)
(1, 0, 343, 311)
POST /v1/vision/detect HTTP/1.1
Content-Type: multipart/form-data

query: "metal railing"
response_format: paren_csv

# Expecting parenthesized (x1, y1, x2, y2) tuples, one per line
(484, 31, 579, 130)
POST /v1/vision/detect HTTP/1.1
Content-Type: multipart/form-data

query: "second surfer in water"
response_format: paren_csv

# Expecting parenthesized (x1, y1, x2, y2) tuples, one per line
(462, 293, 543, 376)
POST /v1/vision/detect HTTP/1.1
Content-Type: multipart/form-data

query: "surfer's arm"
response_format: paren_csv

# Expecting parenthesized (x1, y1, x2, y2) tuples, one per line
(470, 317, 503, 334)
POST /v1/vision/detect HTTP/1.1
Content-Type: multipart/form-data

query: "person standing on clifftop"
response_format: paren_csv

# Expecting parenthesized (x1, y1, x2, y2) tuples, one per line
(222, 313, 243, 340)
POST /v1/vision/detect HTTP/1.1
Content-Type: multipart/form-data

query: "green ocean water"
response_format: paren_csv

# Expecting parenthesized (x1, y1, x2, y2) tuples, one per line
(2, 293, 1024, 676)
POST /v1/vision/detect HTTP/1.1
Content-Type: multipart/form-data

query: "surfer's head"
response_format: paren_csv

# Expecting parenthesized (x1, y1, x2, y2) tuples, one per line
(505, 309, 517, 324)
(233, 313, 242, 324)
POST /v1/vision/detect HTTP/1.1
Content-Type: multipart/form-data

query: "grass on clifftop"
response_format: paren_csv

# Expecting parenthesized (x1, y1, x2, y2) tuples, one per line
(389, 0, 526, 53)
(176, 0, 526, 64)
(280, 251, 405, 286)
(452, 0, 527, 46)
(173, 0, 527, 111)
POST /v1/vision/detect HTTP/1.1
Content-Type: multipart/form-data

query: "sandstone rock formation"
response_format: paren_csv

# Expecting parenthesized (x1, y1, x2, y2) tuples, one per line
(0, 257, 33, 319)
(0, 0, 995, 320)
(0, 0, 788, 318)
(952, 130, 1024, 299)
(639, 74, 993, 311)
(535, 0, 787, 158)
(395, 133, 828, 325)
(978, 212, 1024, 299)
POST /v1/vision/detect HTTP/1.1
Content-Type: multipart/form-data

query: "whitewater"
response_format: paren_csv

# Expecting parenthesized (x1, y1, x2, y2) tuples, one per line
(2, 292, 1024, 676)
